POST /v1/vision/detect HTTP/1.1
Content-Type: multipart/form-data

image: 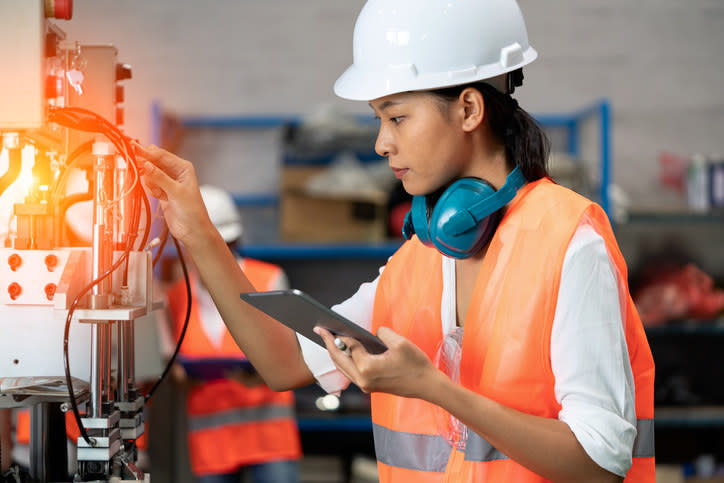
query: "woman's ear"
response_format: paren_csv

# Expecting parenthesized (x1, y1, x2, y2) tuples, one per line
(459, 87, 485, 132)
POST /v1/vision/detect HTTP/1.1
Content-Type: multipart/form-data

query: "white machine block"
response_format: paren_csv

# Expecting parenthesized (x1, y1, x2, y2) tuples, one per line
(0, 303, 93, 380)
(0, 0, 45, 129)
(1, 247, 92, 379)
(1, 249, 78, 305)
(0, 247, 158, 380)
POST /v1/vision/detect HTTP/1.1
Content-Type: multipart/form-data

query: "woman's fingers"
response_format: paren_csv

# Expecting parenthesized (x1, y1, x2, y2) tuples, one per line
(315, 328, 359, 364)
(141, 160, 176, 201)
(134, 144, 195, 201)
(134, 143, 187, 180)
(315, 327, 344, 355)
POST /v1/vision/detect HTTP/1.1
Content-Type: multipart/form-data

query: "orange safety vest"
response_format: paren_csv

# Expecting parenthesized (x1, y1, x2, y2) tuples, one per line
(371, 178, 655, 482)
(166, 258, 301, 476)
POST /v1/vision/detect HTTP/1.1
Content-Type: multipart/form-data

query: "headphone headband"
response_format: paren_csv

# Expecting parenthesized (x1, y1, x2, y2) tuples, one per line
(443, 166, 526, 236)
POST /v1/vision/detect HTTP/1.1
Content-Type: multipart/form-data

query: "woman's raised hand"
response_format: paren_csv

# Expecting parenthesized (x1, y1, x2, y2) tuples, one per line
(136, 144, 215, 248)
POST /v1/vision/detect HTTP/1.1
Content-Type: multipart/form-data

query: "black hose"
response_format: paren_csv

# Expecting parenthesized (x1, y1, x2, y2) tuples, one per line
(63, 249, 130, 446)
(151, 223, 169, 269)
(56, 184, 94, 227)
(144, 235, 191, 403)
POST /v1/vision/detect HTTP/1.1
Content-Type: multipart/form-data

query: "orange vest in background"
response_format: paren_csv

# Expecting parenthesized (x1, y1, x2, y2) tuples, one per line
(14, 409, 107, 449)
(15, 409, 30, 445)
(166, 258, 301, 476)
(371, 179, 655, 482)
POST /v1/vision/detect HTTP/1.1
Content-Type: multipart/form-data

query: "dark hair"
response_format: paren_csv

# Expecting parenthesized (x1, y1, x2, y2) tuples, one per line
(429, 80, 550, 181)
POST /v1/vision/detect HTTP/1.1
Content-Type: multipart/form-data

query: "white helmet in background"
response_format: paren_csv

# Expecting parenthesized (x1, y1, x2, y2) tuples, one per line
(334, 0, 537, 101)
(199, 185, 243, 243)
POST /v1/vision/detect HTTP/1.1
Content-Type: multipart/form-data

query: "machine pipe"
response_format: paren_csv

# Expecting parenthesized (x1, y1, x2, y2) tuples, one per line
(89, 144, 115, 418)
(0, 134, 22, 198)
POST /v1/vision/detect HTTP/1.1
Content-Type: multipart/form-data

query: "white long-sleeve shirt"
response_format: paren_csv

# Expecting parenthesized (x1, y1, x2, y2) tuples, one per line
(298, 225, 637, 477)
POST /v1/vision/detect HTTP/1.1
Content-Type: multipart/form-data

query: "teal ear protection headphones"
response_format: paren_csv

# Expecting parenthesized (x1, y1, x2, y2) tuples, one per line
(401, 166, 526, 259)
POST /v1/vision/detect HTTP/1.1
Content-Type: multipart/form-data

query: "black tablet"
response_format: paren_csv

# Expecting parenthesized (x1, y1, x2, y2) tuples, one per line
(240, 289, 388, 355)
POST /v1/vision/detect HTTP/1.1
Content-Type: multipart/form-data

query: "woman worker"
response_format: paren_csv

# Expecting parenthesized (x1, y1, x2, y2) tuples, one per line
(138, 0, 655, 481)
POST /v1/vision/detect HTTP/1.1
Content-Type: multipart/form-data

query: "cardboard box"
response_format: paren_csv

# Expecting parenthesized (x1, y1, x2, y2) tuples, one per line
(656, 465, 684, 483)
(279, 165, 388, 242)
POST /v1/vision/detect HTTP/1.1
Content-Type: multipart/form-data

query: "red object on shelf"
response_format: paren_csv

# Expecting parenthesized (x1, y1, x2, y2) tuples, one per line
(46, 0, 73, 20)
(658, 151, 688, 194)
(634, 263, 724, 326)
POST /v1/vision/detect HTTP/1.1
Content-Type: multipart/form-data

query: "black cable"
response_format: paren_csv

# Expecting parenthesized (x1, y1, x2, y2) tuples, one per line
(137, 184, 151, 251)
(50, 106, 150, 284)
(63, 249, 130, 446)
(151, 223, 170, 269)
(52, 140, 93, 200)
(49, 107, 146, 254)
(50, 105, 177, 433)
(144, 235, 191, 403)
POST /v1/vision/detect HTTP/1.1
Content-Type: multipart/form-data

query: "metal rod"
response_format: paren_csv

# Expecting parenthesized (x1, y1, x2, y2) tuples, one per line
(101, 323, 112, 402)
(90, 324, 103, 418)
(89, 147, 115, 417)
(128, 320, 136, 387)
(114, 155, 128, 248)
(118, 322, 128, 400)
(91, 154, 110, 300)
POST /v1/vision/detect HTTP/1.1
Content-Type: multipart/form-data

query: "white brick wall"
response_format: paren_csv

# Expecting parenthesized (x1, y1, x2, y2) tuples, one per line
(60, 0, 724, 208)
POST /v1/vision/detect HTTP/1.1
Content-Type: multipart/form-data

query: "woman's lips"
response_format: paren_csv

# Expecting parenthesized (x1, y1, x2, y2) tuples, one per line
(392, 168, 409, 179)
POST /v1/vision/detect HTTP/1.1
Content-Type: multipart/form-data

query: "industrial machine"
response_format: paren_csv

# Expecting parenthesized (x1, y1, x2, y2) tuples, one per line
(0, 2, 173, 481)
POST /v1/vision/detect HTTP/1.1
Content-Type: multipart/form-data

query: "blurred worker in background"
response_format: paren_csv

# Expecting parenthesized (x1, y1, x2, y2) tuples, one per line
(137, 0, 654, 481)
(166, 185, 301, 483)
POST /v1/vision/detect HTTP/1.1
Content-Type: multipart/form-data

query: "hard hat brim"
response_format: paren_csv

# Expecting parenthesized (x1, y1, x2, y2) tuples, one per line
(333, 47, 537, 101)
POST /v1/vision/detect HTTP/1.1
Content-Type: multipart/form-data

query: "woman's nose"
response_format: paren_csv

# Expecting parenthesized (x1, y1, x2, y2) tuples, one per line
(375, 126, 394, 158)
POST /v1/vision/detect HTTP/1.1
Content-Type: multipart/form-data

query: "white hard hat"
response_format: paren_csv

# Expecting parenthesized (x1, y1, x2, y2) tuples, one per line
(334, 0, 537, 101)
(199, 185, 243, 243)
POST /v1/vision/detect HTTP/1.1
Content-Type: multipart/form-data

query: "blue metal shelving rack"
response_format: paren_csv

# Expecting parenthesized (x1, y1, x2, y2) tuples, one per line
(150, 98, 613, 260)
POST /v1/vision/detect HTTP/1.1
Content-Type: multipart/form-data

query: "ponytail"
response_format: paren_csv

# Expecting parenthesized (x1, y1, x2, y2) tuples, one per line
(430, 79, 550, 181)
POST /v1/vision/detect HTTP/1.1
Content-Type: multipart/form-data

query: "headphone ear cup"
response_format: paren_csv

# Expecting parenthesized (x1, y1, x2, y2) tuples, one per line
(429, 178, 500, 258)
(407, 195, 433, 246)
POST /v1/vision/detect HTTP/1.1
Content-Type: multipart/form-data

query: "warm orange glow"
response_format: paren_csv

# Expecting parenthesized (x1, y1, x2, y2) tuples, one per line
(0, 144, 39, 239)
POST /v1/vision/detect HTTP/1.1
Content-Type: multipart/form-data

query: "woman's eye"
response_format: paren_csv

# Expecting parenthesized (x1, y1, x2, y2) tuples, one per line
(390, 116, 403, 124)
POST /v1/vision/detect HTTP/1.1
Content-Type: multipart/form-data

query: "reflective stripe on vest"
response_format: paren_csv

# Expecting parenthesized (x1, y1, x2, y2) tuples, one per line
(633, 418, 655, 458)
(373, 423, 452, 473)
(188, 404, 296, 433)
(374, 417, 655, 470)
